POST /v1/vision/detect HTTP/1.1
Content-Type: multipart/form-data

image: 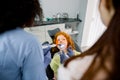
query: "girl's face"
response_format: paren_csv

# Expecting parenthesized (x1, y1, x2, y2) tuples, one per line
(56, 35, 68, 50)
(99, 0, 115, 26)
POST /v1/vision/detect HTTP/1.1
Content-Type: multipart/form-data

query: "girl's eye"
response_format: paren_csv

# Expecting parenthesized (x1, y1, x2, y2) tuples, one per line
(57, 39, 60, 41)
(62, 39, 65, 40)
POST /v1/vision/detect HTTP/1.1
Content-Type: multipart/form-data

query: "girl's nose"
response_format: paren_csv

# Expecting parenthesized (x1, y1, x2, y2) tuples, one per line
(59, 40, 63, 43)
(60, 40, 63, 43)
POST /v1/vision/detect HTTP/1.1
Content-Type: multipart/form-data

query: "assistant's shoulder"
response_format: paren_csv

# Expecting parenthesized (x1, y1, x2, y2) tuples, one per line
(58, 55, 95, 80)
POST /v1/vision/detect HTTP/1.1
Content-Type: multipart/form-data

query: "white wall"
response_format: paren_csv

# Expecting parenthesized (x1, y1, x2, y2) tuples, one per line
(76, 0, 88, 47)
(40, 0, 80, 18)
(81, 0, 106, 48)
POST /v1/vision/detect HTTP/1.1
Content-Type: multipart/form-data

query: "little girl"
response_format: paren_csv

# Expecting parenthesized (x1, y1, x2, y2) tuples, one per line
(50, 31, 80, 79)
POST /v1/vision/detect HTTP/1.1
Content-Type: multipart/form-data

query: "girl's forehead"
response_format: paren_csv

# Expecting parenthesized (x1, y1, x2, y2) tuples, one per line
(57, 35, 66, 38)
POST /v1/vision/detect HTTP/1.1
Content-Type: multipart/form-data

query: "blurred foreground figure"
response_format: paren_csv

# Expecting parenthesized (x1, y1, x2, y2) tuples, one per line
(58, 0, 120, 80)
(0, 0, 47, 80)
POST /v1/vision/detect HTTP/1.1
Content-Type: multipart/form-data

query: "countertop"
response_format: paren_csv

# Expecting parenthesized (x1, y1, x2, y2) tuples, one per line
(33, 18, 82, 26)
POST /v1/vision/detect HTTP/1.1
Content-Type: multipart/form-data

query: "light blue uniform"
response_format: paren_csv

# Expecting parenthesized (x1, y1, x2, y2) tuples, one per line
(0, 27, 47, 80)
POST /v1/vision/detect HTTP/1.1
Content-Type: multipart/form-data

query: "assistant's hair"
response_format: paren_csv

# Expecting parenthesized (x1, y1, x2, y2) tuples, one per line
(64, 0, 120, 80)
(53, 31, 75, 50)
(0, 0, 43, 34)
